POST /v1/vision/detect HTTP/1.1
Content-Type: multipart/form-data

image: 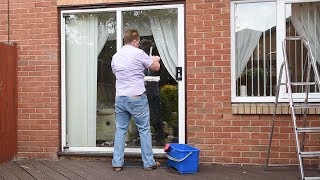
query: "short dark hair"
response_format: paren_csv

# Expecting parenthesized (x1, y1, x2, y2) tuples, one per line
(123, 29, 139, 44)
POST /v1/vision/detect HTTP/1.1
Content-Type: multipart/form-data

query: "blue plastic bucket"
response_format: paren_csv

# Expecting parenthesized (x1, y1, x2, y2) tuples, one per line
(166, 143, 200, 174)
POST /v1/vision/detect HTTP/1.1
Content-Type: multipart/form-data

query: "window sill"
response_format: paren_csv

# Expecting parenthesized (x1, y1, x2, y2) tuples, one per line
(232, 103, 320, 115)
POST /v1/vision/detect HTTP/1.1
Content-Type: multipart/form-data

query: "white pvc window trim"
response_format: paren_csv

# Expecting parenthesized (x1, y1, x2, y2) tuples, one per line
(231, 0, 320, 103)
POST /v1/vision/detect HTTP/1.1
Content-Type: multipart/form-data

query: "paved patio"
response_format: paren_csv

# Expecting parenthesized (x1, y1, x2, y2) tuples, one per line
(0, 159, 319, 180)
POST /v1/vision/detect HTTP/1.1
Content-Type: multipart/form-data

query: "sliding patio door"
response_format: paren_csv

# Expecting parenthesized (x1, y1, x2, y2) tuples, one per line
(61, 5, 185, 151)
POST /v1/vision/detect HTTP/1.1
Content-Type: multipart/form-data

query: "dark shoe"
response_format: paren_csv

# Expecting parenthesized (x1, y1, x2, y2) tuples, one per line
(145, 162, 160, 171)
(113, 167, 122, 172)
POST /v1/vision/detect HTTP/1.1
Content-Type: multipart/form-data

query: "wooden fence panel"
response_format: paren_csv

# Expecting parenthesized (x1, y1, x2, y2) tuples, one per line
(0, 42, 17, 163)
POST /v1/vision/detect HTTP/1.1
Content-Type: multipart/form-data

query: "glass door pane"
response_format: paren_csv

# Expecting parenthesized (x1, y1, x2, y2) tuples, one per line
(122, 9, 179, 148)
(65, 12, 116, 147)
(96, 13, 117, 147)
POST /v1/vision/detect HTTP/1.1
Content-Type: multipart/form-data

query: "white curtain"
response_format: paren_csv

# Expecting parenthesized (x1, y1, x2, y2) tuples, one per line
(65, 15, 98, 146)
(150, 16, 178, 81)
(124, 21, 153, 38)
(97, 16, 112, 55)
(291, 3, 320, 63)
(235, 28, 262, 79)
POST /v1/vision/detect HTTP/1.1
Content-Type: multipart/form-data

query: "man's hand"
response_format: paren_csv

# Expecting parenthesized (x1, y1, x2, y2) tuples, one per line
(152, 55, 160, 62)
(149, 56, 160, 71)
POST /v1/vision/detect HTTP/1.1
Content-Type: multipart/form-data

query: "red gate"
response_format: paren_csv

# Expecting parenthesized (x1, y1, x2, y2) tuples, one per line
(0, 42, 17, 163)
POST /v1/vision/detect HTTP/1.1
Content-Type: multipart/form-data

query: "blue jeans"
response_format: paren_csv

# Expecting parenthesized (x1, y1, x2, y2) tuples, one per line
(112, 93, 156, 168)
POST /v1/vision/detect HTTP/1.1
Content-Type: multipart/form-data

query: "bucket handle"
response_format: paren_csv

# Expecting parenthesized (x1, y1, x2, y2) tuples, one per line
(166, 152, 192, 162)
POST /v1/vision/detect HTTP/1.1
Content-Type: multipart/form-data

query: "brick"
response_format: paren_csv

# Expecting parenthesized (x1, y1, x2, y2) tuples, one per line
(4, 0, 317, 167)
(256, 104, 263, 114)
(244, 104, 251, 114)
(250, 104, 257, 114)
(238, 104, 244, 114)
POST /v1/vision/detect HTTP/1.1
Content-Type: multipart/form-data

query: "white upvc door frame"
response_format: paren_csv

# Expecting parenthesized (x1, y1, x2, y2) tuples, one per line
(60, 4, 185, 153)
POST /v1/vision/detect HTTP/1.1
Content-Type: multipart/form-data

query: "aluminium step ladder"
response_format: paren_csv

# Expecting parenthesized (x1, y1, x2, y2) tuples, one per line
(265, 36, 320, 180)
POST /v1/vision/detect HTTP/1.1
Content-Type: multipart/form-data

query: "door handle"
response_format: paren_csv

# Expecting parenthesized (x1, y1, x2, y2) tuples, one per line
(176, 67, 182, 81)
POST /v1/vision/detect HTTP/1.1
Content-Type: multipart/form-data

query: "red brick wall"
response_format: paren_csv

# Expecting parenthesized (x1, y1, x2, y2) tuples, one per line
(185, 0, 319, 165)
(2, 0, 318, 165)
(1, 0, 60, 159)
(0, 0, 9, 41)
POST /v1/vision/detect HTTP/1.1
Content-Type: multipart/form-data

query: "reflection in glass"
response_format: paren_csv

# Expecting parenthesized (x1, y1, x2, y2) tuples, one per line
(235, 2, 277, 97)
(121, 9, 179, 147)
(65, 9, 179, 148)
(65, 12, 116, 147)
(96, 13, 117, 147)
(285, 2, 320, 93)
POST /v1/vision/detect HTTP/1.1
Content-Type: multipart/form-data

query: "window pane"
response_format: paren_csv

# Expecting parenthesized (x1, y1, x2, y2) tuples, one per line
(285, 2, 320, 93)
(235, 2, 277, 97)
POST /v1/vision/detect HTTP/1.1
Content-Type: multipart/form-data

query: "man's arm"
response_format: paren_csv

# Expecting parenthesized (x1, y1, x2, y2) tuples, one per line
(149, 55, 160, 71)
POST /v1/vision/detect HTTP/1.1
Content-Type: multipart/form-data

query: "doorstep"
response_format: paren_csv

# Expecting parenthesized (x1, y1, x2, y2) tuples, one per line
(57, 150, 167, 160)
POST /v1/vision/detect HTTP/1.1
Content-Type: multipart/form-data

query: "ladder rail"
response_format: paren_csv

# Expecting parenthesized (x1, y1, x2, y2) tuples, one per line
(282, 39, 305, 178)
(301, 51, 312, 152)
(265, 63, 285, 171)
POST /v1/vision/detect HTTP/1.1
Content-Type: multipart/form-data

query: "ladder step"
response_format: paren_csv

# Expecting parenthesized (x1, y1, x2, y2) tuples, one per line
(291, 82, 318, 86)
(300, 151, 320, 157)
(296, 127, 320, 133)
(304, 177, 320, 180)
(292, 103, 320, 108)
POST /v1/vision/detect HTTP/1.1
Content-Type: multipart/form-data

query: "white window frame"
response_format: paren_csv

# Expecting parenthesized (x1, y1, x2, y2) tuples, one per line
(60, 4, 185, 153)
(231, 0, 320, 103)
